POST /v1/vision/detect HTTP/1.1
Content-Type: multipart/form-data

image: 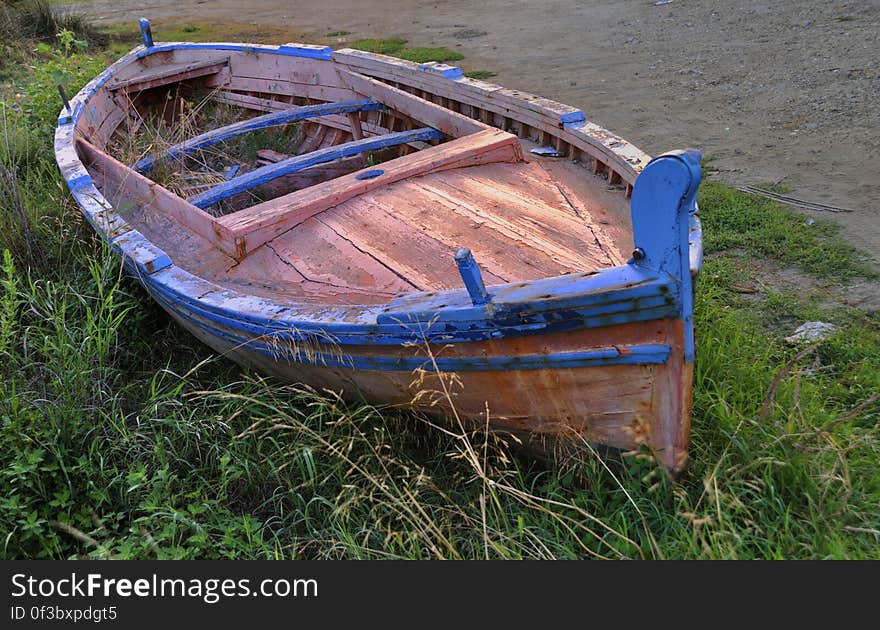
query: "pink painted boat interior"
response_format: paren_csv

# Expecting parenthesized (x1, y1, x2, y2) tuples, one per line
(74, 45, 639, 307)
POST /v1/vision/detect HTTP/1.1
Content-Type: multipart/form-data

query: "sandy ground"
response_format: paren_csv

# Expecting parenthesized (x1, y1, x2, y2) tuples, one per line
(72, 0, 880, 267)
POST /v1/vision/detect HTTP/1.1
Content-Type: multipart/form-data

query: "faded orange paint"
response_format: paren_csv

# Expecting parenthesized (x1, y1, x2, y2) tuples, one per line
(168, 306, 691, 470)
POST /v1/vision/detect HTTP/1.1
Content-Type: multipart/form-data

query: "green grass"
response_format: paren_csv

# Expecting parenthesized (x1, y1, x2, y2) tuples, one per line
(1, 0, 108, 81)
(396, 47, 464, 64)
(0, 23, 878, 560)
(348, 37, 409, 56)
(96, 19, 298, 48)
(349, 38, 464, 63)
(1, 1, 104, 44)
(699, 182, 876, 280)
(464, 70, 497, 81)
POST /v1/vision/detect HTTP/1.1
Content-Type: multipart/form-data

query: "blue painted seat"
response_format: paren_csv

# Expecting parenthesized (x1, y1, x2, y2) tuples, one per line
(188, 127, 444, 208)
(133, 99, 386, 173)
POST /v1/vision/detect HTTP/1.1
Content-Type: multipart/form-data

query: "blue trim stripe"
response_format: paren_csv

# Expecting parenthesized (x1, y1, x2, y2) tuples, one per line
(142, 267, 677, 346)
(189, 126, 444, 207)
(153, 287, 670, 371)
(418, 62, 464, 79)
(277, 44, 333, 60)
(134, 43, 333, 60)
(133, 99, 386, 173)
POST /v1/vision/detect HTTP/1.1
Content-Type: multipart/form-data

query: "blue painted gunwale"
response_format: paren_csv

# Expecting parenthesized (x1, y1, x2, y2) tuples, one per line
(145, 283, 673, 371)
(136, 42, 334, 61)
(133, 98, 386, 173)
(54, 39, 702, 374)
(188, 126, 445, 208)
(141, 268, 679, 345)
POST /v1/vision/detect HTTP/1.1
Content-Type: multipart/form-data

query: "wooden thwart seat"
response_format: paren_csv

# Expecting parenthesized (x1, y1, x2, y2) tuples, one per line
(75, 138, 234, 247)
(106, 57, 230, 94)
(218, 127, 524, 259)
(188, 126, 445, 209)
(334, 68, 490, 138)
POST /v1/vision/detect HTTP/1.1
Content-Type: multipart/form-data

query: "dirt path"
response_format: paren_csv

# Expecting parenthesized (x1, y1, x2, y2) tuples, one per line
(73, 0, 880, 266)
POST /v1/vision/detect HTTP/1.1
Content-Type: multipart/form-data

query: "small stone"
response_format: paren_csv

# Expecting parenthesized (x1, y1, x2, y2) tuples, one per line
(785, 321, 836, 344)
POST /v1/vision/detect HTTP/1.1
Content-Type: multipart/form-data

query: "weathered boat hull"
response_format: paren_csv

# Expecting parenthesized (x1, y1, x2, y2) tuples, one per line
(55, 25, 703, 471)
(163, 296, 693, 470)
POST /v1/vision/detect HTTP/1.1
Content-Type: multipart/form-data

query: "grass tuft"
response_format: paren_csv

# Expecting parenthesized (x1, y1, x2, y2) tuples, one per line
(1, 0, 105, 48)
(348, 37, 408, 56)
(464, 70, 497, 80)
(699, 182, 876, 280)
(396, 47, 464, 63)
(348, 38, 464, 64)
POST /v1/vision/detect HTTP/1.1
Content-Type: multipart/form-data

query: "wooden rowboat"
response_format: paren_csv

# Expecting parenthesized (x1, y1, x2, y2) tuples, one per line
(54, 21, 703, 471)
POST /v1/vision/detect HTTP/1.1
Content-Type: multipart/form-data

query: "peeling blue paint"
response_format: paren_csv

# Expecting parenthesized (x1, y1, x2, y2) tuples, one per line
(382, 265, 670, 321)
(138, 18, 154, 48)
(67, 174, 93, 192)
(558, 110, 587, 124)
(630, 149, 702, 361)
(150, 291, 672, 371)
(418, 62, 464, 79)
(277, 43, 333, 60)
(112, 231, 172, 275)
(142, 267, 677, 346)
(57, 102, 83, 126)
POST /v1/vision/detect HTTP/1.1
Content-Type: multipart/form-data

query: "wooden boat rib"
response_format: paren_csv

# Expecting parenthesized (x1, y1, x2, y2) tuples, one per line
(55, 21, 703, 471)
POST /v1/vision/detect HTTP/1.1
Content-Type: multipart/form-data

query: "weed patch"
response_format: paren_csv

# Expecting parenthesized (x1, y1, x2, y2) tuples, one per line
(464, 70, 497, 80)
(349, 38, 464, 63)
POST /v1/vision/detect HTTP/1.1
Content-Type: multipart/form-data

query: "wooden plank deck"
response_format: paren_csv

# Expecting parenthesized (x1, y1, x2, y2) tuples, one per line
(83, 49, 631, 304)
(290, 162, 622, 293)
(218, 128, 524, 258)
(107, 58, 229, 93)
(91, 154, 625, 304)
(87, 126, 627, 303)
